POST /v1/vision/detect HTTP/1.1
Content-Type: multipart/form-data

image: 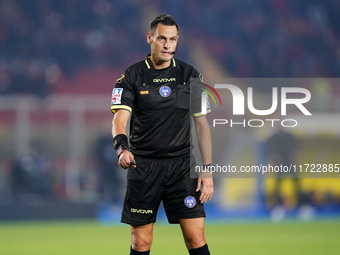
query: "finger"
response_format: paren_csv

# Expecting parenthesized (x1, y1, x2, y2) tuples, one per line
(119, 157, 129, 169)
(210, 186, 214, 199)
(201, 184, 213, 202)
(120, 162, 127, 169)
(201, 188, 210, 203)
(118, 158, 124, 168)
(200, 187, 207, 202)
(206, 189, 213, 201)
(118, 161, 124, 169)
(130, 160, 136, 168)
(203, 192, 212, 202)
(201, 194, 208, 203)
(196, 178, 202, 192)
(128, 154, 136, 168)
(200, 181, 211, 202)
(124, 159, 131, 169)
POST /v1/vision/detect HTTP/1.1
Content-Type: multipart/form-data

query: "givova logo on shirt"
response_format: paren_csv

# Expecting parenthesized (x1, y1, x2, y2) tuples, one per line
(153, 78, 175, 83)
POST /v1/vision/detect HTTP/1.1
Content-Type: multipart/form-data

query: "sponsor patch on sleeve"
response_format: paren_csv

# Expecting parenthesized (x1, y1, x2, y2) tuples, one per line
(202, 91, 210, 109)
(111, 88, 123, 104)
(204, 91, 211, 108)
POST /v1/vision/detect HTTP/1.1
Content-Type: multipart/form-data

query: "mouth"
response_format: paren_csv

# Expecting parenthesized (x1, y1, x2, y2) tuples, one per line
(161, 51, 173, 55)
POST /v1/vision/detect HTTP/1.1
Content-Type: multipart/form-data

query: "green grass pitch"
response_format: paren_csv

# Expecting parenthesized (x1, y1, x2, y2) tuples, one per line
(0, 220, 339, 255)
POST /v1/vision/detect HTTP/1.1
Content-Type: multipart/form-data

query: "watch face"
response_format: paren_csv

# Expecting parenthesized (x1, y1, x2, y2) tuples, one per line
(116, 146, 123, 156)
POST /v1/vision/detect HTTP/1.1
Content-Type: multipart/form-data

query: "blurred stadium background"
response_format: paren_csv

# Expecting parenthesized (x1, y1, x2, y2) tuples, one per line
(0, 0, 340, 254)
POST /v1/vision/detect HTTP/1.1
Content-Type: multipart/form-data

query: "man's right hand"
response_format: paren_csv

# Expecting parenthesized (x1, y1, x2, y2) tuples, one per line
(118, 150, 136, 169)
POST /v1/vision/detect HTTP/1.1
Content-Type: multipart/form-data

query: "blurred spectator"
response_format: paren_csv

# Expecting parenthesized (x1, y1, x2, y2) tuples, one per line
(0, 0, 339, 97)
(10, 158, 30, 197)
(94, 119, 122, 203)
(157, 0, 340, 79)
(0, 0, 145, 96)
(266, 128, 301, 207)
(10, 140, 52, 198)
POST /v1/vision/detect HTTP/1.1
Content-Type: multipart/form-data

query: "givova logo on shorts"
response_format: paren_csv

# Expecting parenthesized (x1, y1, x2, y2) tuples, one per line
(130, 208, 153, 214)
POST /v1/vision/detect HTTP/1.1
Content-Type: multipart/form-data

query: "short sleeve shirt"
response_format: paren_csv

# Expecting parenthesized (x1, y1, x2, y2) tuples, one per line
(111, 55, 211, 158)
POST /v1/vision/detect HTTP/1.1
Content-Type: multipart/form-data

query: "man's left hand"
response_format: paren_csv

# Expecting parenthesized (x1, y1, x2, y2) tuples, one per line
(196, 172, 214, 203)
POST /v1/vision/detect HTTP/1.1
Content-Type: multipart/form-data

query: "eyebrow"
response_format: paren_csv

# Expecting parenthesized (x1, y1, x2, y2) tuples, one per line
(157, 35, 178, 39)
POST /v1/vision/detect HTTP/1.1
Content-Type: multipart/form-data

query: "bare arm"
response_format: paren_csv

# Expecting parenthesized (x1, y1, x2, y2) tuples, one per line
(112, 109, 130, 136)
(194, 115, 212, 165)
(193, 115, 213, 203)
(112, 109, 135, 169)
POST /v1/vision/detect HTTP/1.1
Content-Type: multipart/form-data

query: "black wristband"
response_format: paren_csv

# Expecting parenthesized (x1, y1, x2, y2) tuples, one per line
(113, 134, 129, 157)
(113, 134, 129, 150)
(203, 163, 213, 171)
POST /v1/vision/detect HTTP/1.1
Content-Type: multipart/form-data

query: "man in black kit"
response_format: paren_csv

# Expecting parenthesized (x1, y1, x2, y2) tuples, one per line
(266, 129, 301, 207)
(111, 14, 213, 255)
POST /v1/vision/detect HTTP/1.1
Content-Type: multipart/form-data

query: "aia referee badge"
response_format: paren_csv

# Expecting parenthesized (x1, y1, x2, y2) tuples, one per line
(159, 86, 171, 97)
(184, 196, 196, 208)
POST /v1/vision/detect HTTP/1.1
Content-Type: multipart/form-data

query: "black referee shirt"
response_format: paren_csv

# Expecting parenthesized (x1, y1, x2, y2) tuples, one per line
(111, 55, 211, 159)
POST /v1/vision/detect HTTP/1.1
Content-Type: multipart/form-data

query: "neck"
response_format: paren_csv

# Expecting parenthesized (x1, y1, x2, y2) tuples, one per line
(150, 55, 171, 69)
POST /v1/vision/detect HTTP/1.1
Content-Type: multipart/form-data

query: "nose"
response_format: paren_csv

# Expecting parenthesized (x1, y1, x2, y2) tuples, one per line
(164, 39, 171, 49)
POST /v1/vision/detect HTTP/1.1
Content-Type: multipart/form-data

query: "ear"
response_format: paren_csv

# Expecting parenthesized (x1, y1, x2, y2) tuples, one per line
(147, 32, 153, 45)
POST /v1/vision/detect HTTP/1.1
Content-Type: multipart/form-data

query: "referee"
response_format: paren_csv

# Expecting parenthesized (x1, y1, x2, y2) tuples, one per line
(111, 14, 213, 255)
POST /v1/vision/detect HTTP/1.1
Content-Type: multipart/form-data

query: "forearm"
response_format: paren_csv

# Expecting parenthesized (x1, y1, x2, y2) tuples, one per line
(111, 110, 135, 168)
(195, 116, 214, 202)
(112, 119, 126, 137)
(112, 110, 130, 137)
(195, 117, 212, 165)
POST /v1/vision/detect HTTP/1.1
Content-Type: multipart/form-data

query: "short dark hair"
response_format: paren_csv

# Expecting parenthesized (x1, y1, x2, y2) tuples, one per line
(150, 14, 179, 34)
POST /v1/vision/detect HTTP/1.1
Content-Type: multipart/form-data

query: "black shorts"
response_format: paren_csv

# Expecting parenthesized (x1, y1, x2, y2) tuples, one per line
(121, 155, 205, 225)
